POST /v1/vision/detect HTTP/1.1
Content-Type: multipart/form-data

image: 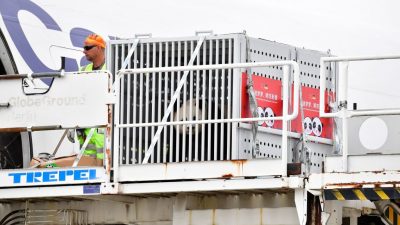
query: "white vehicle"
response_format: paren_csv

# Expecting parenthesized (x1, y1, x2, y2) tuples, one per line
(1, 1, 400, 225)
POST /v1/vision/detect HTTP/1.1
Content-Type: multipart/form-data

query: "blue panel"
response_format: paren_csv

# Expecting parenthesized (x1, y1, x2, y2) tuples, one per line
(83, 185, 100, 194)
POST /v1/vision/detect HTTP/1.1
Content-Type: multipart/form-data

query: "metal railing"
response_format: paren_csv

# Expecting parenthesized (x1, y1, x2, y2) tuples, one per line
(113, 61, 300, 180)
(319, 54, 400, 171)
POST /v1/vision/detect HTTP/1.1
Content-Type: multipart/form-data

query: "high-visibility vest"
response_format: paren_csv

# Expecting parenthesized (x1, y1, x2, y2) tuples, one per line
(77, 128, 105, 160)
(80, 63, 106, 71)
(78, 62, 106, 159)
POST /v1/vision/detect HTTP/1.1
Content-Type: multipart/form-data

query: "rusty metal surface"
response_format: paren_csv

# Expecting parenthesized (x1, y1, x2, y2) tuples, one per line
(0, 127, 27, 132)
(307, 193, 322, 225)
(308, 171, 400, 190)
(0, 74, 26, 80)
(105, 72, 113, 176)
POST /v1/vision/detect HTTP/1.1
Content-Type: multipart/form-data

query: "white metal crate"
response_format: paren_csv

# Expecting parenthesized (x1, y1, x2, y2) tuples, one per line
(108, 34, 238, 165)
(108, 33, 334, 176)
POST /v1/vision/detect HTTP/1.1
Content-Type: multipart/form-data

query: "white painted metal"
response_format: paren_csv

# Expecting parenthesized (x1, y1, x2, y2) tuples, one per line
(319, 55, 400, 172)
(121, 39, 139, 70)
(177, 207, 299, 225)
(114, 61, 300, 178)
(295, 189, 307, 225)
(324, 154, 400, 173)
(227, 38, 233, 160)
(117, 61, 300, 126)
(151, 42, 157, 163)
(319, 54, 400, 118)
(119, 177, 303, 194)
(348, 115, 400, 155)
(308, 170, 400, 189)
(139, 43, 144, 164)
(143, 37, 205, 164)
(118, 159, 283, 182)
(239, 123, 333, 145)
(0, 72, 110, 129)
(282, 65, 290, 176)
(338, 62, 349, 107)
(0, 185, 84, 199)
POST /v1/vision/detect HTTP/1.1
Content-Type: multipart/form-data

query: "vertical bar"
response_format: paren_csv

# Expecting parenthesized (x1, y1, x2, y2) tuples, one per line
(109, 43, 119, 182)
(227, 39, 232, 160)
(201, 40, 206, 161)
(220, 39, 226, 160)
(157, 42, 163, 163)
(126, 43, 132, 165)
(170, 42, 175, 162)
(112, 44, 120, 183)
(142, 37, 205, 164)
(188, 40, 194, 162)
(176, 41, 181, 162)
(138, 43, 144, 163)
(194, 39, 200, 161)
(132, 45, 137, 164)
(151, 43, 156, 163)
(282, 65, 289, 177)
(207, 39, 213, 161)
(182, 41, 187, 162)
(145, 43, 150, 163)
(231, 36, 243, 159)
(319, 60, 327, 116)
(119, 44, 125, 165)
(163, 42, 169, 163)
(338, 62, 349, 107)
(339, 61, 349, 172)
(214, 39, 219, 160)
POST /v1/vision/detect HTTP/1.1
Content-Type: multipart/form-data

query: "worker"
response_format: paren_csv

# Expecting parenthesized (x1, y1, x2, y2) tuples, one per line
(68, 33, 106, 166)
(81, 33, 106, 71)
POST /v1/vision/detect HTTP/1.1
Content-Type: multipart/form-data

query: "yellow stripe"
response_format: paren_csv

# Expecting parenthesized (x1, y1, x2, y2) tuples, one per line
(375, 189, 390, 200)
(353, 189, 368, 200)
(397, 210, 400, 225)
(388, 207, 394, 223)
(332, 190, 345, 200)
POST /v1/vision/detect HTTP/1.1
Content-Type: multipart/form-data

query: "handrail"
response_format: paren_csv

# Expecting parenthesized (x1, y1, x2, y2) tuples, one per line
(113, 61, 300, 181)
(319, 54, 400, 118)
(319, 54, 400, 171)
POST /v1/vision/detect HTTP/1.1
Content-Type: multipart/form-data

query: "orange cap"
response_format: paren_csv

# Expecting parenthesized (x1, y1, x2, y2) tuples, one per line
(84, 34, 106, 48)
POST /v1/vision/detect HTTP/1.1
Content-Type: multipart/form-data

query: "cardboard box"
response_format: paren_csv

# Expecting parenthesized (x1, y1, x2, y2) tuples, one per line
(30, 154, 99, 168)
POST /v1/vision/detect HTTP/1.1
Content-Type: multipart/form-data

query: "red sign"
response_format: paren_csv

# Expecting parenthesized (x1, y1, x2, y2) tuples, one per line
(291, 86, 334, 139)
(241, 72, 334, 139)
(241, 72, 283, 129)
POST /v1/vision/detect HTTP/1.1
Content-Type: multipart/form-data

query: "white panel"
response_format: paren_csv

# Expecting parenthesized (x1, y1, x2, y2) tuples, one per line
(308, 169, 400, 189)
(325, 154, 400, 173)
(0, 73, 109, 129)
(186, 207, 298, 225)
(348, 115, 400, 155)
(118, 159, 283, 182)
(120, 178, 292, 194)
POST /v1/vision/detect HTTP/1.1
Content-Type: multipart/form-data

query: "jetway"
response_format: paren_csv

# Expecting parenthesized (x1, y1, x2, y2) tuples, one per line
(0, 33, 400, 225)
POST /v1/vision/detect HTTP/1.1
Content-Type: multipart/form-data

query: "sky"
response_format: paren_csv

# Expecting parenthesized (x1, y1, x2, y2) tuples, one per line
(101, 0, 400, 109)
(5, 0, 400, 108)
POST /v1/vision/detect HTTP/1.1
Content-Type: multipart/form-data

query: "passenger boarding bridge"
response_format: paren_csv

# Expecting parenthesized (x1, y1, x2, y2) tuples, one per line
(0, 33, 399, 225)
